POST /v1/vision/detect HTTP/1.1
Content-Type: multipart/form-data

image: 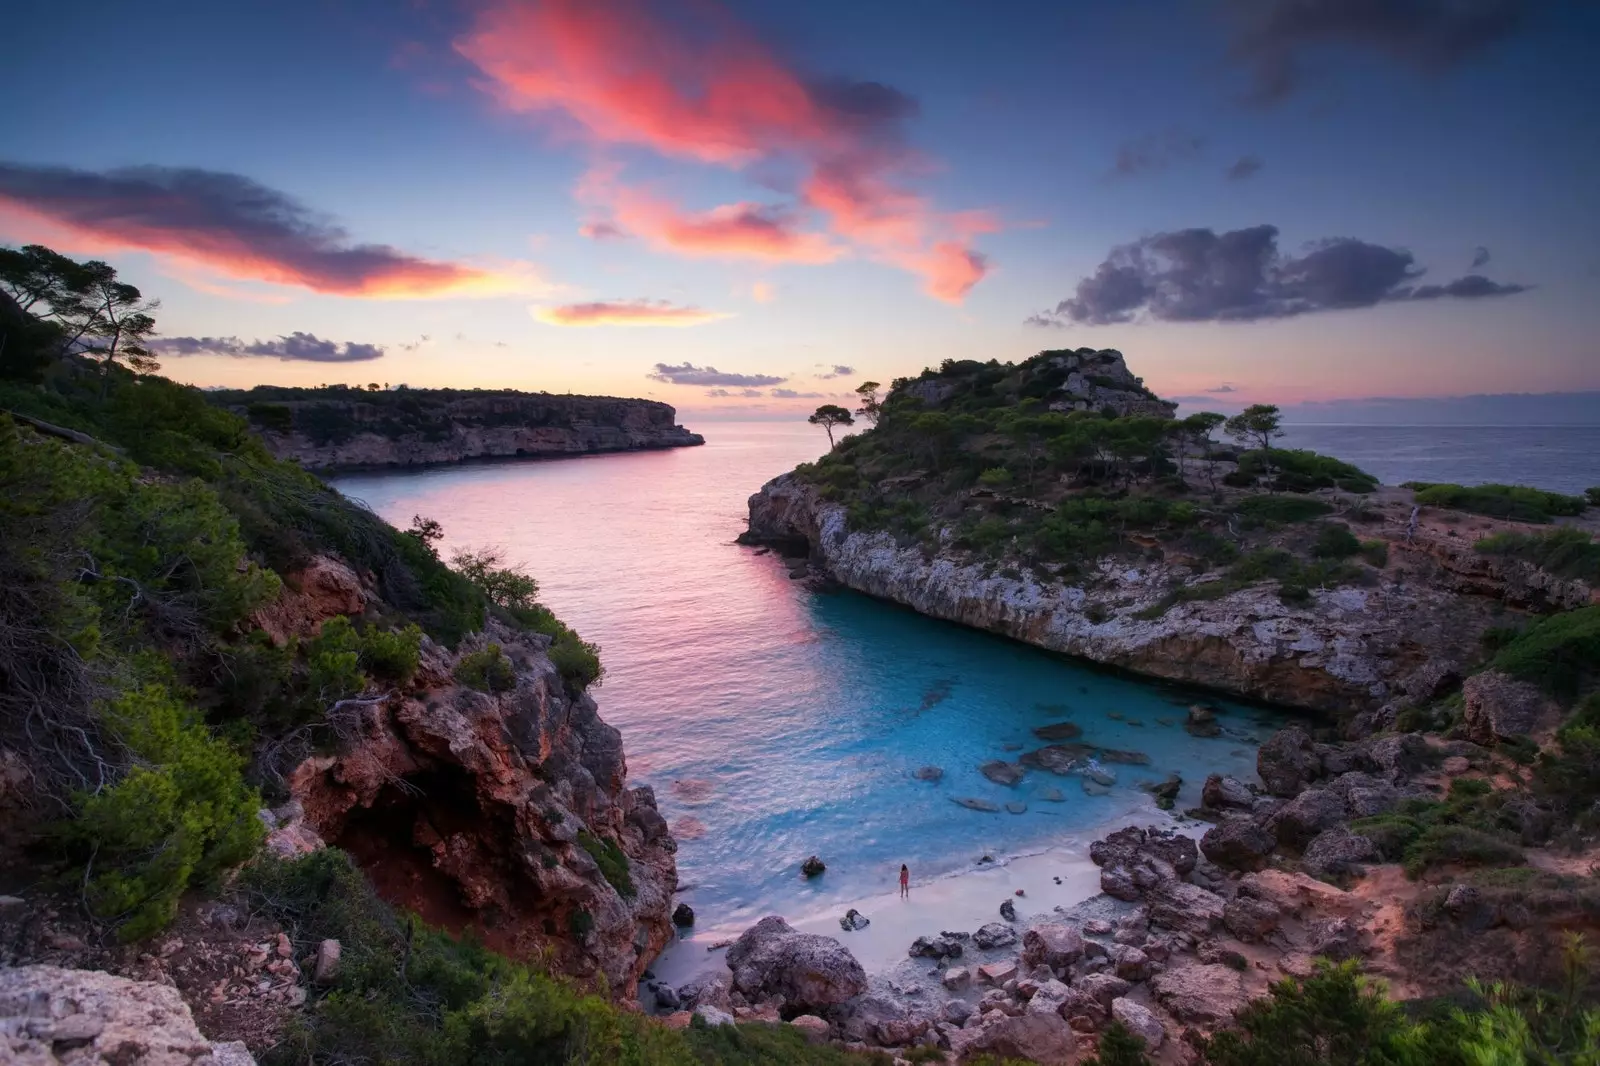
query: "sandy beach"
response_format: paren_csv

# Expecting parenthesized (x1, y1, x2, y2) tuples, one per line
(649, 804, 1191, 994)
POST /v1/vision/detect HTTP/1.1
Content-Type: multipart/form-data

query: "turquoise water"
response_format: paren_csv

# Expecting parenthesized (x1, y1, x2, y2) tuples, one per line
(331, 425, 1288, 928)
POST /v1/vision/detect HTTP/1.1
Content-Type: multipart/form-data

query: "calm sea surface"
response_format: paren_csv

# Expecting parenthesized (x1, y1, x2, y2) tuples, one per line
(331, 422, 1596, 928)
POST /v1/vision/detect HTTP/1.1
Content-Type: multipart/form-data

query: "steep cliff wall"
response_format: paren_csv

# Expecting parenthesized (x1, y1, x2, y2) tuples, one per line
(217, 388, 703, 471)
(745, 474, 1589, 716)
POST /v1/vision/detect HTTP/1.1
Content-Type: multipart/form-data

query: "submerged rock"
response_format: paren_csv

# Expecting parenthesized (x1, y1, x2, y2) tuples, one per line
(1033, 720, 1084, 741)
(981, 760, 1026, 786)
(1006, 801, 1028, 814)
(801, 855, 826, 878)
(1185, 705, 1222, 737)
(912, 765, 945, 782)
(953, 797, 1002, 813)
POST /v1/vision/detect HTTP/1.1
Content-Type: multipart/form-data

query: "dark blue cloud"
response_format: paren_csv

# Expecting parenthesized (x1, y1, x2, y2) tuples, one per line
(152, 332, 386, 361)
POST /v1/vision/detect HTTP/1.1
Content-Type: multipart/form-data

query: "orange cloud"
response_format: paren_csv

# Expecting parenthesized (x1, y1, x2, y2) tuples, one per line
(456, 0, 991, 301)
(0, 163, 539, 299)
(532, 299, 730, 327)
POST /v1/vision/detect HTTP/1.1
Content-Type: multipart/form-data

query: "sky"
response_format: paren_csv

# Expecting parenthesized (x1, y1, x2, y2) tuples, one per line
(2, 0, 1597, 421)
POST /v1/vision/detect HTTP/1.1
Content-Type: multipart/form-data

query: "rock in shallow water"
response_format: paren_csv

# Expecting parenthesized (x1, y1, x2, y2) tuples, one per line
(912, 765, 944, 782)
(801, 855, 826, 877)
(672, 903, 695, 928)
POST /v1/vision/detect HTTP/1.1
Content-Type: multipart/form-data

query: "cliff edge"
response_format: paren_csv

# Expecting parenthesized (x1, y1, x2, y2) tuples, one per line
(213, 386, 704, 471)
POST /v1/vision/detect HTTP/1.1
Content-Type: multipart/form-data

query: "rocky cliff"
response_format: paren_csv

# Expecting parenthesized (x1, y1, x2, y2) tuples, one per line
(747, 473, 1503, 715)
(214, 387, 703, 471)
(262, 559, 676, 994)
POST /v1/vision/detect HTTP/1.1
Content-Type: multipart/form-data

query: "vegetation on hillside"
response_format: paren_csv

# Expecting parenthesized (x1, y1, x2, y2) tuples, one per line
(1406, 482, 1591, 523)
(790, 351, 1389, 608)
(0, 244, 603, 945)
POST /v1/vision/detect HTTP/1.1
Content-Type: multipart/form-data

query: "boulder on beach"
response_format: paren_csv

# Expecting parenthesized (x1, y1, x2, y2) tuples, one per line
(999, 898, 1017, 922)
(910, 934, 964, 960)
(726, 916, 866, 1012)
(1150, 963, 1248, 1024)
(1022, 923, 1085, 972)
(1112, 997, 1165, 1050)
(947, 1009, 1077, 1063)
(672, 903, 695, 928)
(1200, 818, 1276, 871)
(981, 760, 1027, 786)
(839, 908, 870, 932)
(973, 922, 1019, 950)
(1202, 773, 1255, 810)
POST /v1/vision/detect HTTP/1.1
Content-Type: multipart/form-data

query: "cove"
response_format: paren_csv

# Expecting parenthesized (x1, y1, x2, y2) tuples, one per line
(331, 424, 1300, 937)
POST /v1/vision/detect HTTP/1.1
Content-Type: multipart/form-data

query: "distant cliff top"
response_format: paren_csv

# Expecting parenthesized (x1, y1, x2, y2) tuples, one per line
(889, 347, 1177, 420)
(207, 384, 703, 468)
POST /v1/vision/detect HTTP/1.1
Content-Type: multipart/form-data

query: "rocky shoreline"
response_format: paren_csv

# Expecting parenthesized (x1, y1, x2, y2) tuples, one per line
(218, 390, 704, 471)
(742, 473, 1592, 718)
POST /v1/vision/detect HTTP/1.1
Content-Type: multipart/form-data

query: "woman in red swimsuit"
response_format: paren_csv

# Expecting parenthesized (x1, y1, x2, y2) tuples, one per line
(899, 864, 910, 899)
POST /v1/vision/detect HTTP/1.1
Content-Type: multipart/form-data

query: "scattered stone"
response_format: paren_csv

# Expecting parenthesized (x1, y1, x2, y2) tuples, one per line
(999, 899, 1018, 922)
(1145, 774, 1182, 808)
(1112, 997, 1166, 1050)
(943, 967, 972, 991)
(1022, 923, 1086, 972)
(1033, 721, 1084, 741)
(694, 1005, 735, 1027)
(801, 855, 826, 878)
(1366, 733, 1430, 779)
(1257, 726, 1321, 797)
(706, 938, 735, 952)
(1222, 896, 1282, 941)
(1200, 819, 1277, 872)
(941, 930, 972, 941)
(1266, 788, 1350, 851)
(1150, 963, 1248, 1024)
(677, 971, 733, 1012)
(1441, 755, 1471, 776)
(1148, 879, 1226, 937)
(973, 922, 1019, 950)
(726, 916, 867, 1012)
(978, 959, 1019, 985)
(946, 1010, 1078, 1063)
(981, 760, 1027, 786)
(655, 984, 681, 1010)
(912, 766, 945, 782)
(1462, 670, 1558, 747)
(0, 965, 260, 1065)
(1185, 705, 1222, 738)
(953, 797, 1002, 813)
(1302, 827, 1379, 880)
(1110, 944, 1153, 982)
(312, 939, 341, 985)
(1307, 916, 1366, 961)
(789, 1014, 830, 1042)
(1027, 979, 1071, 1018)
(1083, 919, 1114, 937)
(1201, 774, 1255, 810)
(910, 935, 964, 960)
(943, 999, 974, 1024)
(839, 908, 870, 932)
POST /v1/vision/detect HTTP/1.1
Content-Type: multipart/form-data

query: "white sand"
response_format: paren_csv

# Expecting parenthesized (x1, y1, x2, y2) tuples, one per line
(649, 806, 1192, 992)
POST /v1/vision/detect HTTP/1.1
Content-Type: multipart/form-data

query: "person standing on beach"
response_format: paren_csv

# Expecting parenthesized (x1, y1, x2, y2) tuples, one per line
(899, 864, 910, 898)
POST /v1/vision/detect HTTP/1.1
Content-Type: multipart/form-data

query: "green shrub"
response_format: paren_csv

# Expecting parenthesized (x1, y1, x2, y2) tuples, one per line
(1410, 482, 1588, 523)
(1402, 825, 1524, 878)
(73, 685, 264, 940)
(1360, 539, 1389, 567)
(1475, 526, 1600, 584)
(1312, 523, 1362, 559)
(360, 623, 423, 686)
(978, 466, 1014, 488)
(246, 402, 294, 433)
(455, 643, 517, 693)
(1087, 1021, 1154, 1065)
(1488, 606, 1600, 701)
(1534, 698, 1600, 827)
(577, 831, 635, 898)
(1234, 449, 1378, 494)
(1587, 487, 1600, 507)
(549, 634, 604, 692)
(1234, 494, 1335, 527)
(304, 616, 368, 707)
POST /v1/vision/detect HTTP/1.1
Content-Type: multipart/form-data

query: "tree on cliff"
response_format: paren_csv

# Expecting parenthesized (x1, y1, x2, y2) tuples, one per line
(808, 403, 854, 448)
(854, 381, 883, 424)
(79, 265, 160, 397)
(1179, 411, 1228, 492)
(1225, 404, 1283, 480)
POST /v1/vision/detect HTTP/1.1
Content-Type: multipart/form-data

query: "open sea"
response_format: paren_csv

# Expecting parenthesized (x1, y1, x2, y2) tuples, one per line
(331, 422, 1599, 932)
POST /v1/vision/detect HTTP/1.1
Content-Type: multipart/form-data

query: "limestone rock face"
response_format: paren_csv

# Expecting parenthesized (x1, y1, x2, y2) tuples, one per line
(1462, 670, 1559, 745)
(1265, 788, 1350, 851)
(0, 965, 256, 1065)
(250, 555, 364, 645)
(1257, 727, 1321, 798)
(725, 917, 867, 1012)
(288, 624, 676, 996)
(1147, 879, 1226, 937)
(1022, 923, 1086, 972)
(1202, 774, 1255, 810)
(245, 393, 703, 472)
(1200, 819, 1276, 871)
(1111, 997, 1166, 1050)
(947, 1008, 1078, 1064)
(1150, 963, 1248, 1024)
(742, 476, 1498, 714)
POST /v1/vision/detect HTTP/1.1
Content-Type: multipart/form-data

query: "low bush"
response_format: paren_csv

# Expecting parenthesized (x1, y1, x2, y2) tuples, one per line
(359, 623, 423, 686)
(1488, 606, 1600, 701)
(1360, 539, 1389, 567)
(1475, 526, 1600, 584)
(1312, 523, 1362, 559)
(1352, 780, 1527, 878)
(1401, 825, 1525, 879)
(1233, 449, 1378, 494)
(577, 831, 636, 898)
(1409, 482, 1588, 523)
(549, 634, 604, 692)
(1234, 494, 1335, 527)
(455, 643, 517, 693)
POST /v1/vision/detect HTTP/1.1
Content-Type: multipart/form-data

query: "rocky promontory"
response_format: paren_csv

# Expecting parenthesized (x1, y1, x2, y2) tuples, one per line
(743, 348, 1597, 715)
(212, 385, 704, 471)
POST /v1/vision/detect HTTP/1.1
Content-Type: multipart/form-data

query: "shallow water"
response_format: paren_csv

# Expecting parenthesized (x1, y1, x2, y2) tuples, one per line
(333, 424, 1291, 931)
